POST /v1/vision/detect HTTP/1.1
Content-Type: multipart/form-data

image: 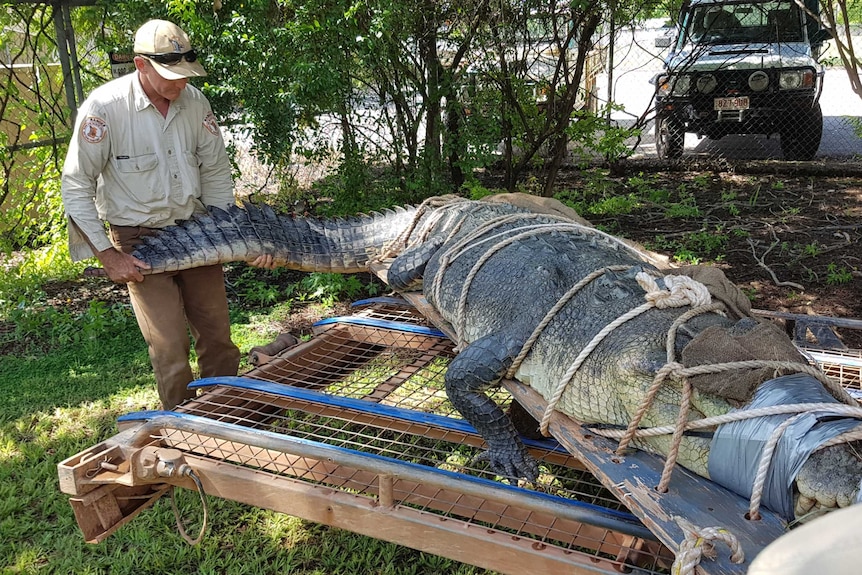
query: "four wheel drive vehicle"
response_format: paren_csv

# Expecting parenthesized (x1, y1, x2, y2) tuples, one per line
(652, 0, 831, 160)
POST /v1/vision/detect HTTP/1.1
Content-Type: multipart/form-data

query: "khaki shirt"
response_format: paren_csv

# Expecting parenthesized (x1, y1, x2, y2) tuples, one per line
(61, 72, 234, 261)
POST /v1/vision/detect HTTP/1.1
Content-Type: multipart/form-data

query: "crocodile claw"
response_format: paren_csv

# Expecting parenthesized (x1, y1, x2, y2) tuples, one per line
(477, 441, 539, 483)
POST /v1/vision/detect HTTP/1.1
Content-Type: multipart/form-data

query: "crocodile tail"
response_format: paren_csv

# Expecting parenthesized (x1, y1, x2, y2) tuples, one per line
(131, 203, 421, 274)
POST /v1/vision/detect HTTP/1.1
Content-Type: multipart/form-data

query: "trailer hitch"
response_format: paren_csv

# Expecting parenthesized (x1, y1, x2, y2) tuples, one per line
(58, 436, 207, 544)
(138, 447, 210, 545)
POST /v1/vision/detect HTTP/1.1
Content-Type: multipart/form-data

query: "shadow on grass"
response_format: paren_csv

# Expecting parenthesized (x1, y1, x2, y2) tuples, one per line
(0, 333, 153, 423)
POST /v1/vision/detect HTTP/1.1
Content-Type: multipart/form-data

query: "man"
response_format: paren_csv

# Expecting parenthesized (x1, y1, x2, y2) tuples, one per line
(61, 19, 272, 409)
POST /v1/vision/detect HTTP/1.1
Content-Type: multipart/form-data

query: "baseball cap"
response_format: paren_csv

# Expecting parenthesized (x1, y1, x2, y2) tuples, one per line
(133, 19, 207, 80)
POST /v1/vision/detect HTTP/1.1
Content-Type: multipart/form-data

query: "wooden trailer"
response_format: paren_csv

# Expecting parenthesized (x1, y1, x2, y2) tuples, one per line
(58, 276, 862, 575)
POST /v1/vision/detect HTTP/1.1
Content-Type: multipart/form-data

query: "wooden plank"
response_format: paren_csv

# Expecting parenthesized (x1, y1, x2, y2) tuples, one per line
(752, 308, 862, 331)
(163, 430, 624, 557)
(58, 443, 124, 496)
(57, 428, 145, 495)
(176, 453, 657, 575)
(503, 379, 788, 574)
(69, 484, 170, 543)
(91, 490, 124, 532)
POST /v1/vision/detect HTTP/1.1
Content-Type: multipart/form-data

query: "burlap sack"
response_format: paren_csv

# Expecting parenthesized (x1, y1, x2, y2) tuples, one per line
(681, 319, 807, 402)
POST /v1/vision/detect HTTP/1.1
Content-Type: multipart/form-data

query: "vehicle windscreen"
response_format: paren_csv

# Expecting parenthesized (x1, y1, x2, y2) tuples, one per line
(684, 2, 805, 45)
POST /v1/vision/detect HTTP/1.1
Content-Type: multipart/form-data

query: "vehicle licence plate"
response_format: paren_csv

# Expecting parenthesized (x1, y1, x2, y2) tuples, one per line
(714, 96, 749, 111)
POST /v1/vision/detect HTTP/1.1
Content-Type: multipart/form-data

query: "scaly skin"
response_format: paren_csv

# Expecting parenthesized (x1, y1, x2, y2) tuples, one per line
(131, 202, 419, 274)
(134, 199, 862, 522)
(406, 203, 731, 476)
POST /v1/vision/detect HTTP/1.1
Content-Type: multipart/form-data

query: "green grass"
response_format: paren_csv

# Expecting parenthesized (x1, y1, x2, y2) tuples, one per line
(0, 257, 496, 575)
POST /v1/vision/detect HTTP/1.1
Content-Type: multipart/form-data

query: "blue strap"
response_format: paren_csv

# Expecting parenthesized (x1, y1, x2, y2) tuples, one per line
(313, 316, 447, 338)
(350, 296, 413, 308)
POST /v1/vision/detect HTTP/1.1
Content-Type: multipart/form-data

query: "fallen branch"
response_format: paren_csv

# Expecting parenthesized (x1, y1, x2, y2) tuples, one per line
(747, 238, 805, 290)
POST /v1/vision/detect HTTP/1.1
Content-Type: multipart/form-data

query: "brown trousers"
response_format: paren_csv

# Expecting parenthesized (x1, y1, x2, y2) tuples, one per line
(110, 225, 240, 409)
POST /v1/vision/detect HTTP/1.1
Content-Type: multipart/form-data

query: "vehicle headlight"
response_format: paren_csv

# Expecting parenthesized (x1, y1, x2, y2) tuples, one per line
(779, 69, 815, 90)
(748, 71, 769, 92)
(656, 73, 692, 97)
(671, 74, 691, 96)
(696, 74, 717, 94)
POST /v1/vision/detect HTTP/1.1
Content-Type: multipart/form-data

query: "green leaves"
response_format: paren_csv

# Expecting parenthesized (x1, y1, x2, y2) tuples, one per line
(298, 272, 377, 306)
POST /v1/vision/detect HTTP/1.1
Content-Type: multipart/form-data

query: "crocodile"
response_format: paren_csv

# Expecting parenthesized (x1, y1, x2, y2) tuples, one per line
(130, 197, 862, 522)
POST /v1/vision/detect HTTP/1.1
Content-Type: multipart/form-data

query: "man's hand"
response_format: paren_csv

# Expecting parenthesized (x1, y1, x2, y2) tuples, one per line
(248, 254, 278, 270)
(97, 247, 151, 283)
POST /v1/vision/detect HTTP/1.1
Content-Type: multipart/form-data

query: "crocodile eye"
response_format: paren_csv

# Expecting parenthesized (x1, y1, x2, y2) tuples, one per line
(627, 350, 666, 378)
(593, 273, 637, 302)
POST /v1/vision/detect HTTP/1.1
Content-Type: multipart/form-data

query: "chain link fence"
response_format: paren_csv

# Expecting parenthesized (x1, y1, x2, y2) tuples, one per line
(2, 7, 862, 239)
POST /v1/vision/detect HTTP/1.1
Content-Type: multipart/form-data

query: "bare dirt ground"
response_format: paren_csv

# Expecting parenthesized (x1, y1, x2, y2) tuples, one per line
(32, 166, 862, 351)
(546, 167, 862, 349)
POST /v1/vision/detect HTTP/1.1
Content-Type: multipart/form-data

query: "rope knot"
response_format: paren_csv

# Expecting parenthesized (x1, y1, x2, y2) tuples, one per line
(672, 517, 744, 575)
(637, 272, 712, 309)
(656, 361, 687, 383)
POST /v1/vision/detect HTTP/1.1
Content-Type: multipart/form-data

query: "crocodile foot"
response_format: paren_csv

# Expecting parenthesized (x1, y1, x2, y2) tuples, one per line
(793, 444, 862, 521)
(472, 441, 539, 482)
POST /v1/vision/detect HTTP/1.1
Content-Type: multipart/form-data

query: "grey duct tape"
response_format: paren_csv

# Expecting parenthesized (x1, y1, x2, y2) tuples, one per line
(708, 374, 860, 520)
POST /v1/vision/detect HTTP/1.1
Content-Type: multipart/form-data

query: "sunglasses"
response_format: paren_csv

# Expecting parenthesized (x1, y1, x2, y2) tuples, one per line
(140, 49, 198, 66)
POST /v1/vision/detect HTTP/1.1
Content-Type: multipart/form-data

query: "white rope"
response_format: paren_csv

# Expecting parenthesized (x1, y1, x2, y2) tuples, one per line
(505, 265, 636, 379)
(636, 272, 713, 309)
(377, 195, 471, 259)
(818, 422, 862, 448)
(391, 199, 859, 519)
(591, 402, 862, 439)
(538, 272, 714, 435)
(533, 270, 859, 504)
(453, 224, 606, 341)
(430, 216, 552, 316)
(672, 517, 744, 575)
(748, 413, 807, 520)
(426, 214, 655, 347)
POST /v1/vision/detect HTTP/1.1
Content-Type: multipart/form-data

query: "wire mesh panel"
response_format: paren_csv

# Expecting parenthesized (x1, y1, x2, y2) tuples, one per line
(153, 299, 676, 573)
(167, 384, 672, 574)
(72, 298, 862, 572)
(802, 347, 862, 391)
(243, 299, 511, 418)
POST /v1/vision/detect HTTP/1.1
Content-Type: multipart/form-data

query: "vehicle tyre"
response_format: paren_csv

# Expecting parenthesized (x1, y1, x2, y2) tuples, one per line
(656, 115, 684, 160)
(780, 102, 823, 161)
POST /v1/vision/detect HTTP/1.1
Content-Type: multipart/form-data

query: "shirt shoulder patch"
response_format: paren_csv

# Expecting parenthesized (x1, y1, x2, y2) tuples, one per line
(203, 112, 221, 137)
(80, 116, 108, 144)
